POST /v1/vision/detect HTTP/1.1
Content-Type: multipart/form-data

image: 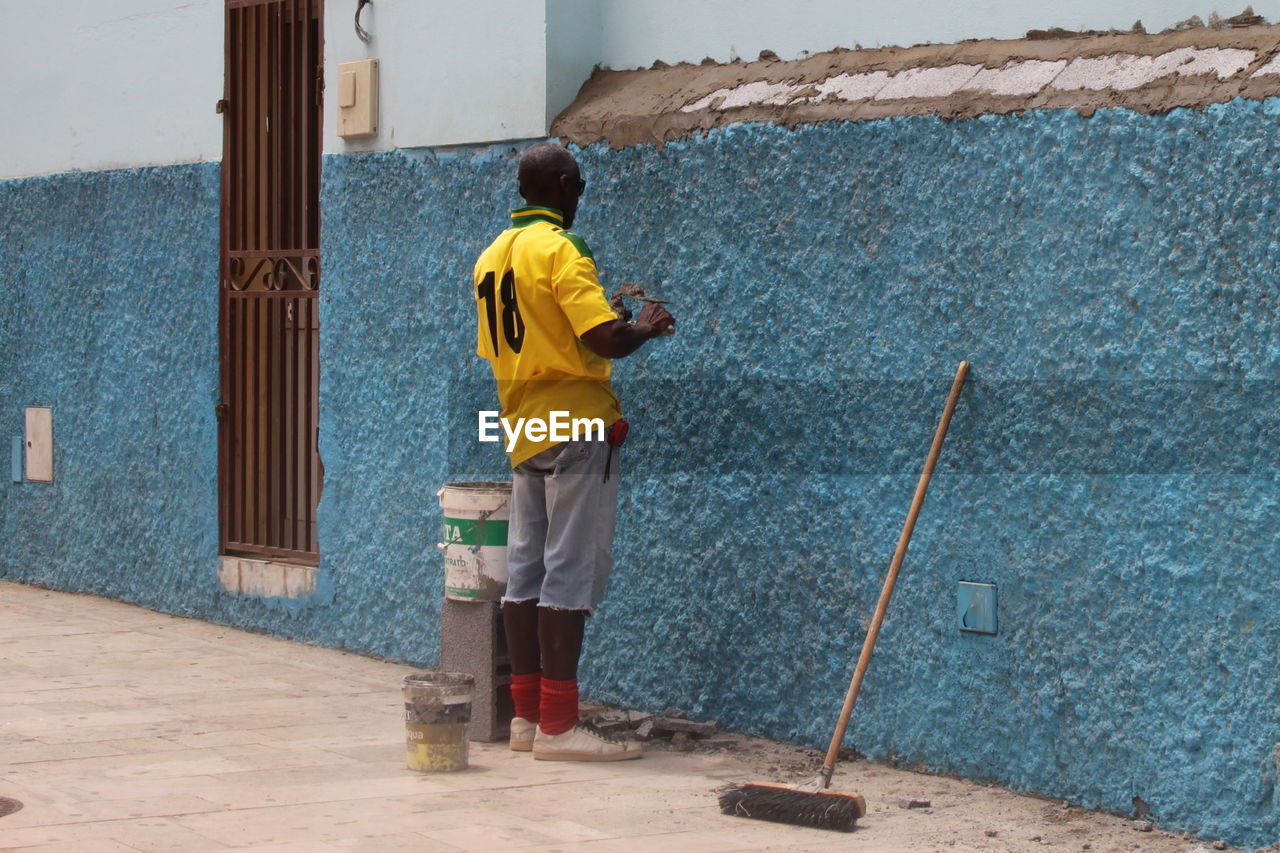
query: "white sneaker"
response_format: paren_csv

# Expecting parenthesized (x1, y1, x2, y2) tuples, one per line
(509, 716, 536, 752)
(532, 722, 644, 762)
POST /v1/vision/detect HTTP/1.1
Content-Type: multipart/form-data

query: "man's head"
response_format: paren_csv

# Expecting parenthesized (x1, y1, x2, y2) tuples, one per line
(518, 142, 585, 228)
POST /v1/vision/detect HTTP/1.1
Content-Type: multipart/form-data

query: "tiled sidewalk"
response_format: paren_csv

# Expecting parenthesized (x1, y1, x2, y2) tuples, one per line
(0, 581, 836, 852)
(0, 581, 1245, 853)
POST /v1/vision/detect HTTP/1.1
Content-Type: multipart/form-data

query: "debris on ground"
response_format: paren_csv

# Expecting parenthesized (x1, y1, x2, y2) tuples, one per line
(591, 708, 650, 735)
(582, 702, 732, 752)
(654, 716, 719, 737)
(577, 700, 1254, 852)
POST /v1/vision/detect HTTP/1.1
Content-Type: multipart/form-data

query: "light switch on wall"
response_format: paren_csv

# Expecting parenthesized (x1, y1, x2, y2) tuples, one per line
(339, 70, 356, 108)
(337, 58, 379, 138)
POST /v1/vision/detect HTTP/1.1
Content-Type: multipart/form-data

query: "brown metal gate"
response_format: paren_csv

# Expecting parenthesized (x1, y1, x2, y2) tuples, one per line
(219, 0, 323, 564)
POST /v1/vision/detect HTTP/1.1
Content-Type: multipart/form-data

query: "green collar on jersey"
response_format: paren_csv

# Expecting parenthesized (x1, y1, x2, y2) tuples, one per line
(510, 206, 565, 228)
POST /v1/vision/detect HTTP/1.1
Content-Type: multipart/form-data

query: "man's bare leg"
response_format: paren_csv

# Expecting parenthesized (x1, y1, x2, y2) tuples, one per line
(537, 607, 585, 681)
(532, 605, 641, 760)
(503, 599, 542, 675)
(536, 607, 588, 738)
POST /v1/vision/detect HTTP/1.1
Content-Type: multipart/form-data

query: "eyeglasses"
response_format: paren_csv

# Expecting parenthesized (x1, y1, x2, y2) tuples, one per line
(567, 175, 586, 195)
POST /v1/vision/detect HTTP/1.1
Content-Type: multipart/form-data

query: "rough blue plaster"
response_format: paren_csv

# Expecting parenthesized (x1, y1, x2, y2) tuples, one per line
(0, 164, 222, 611)
(318, 104, 1280, 844)
(308, 145, 526, 665)
(7, 98, 1280, 847)
(564, 101, 1280, 847)
(0, 158, 449, 657)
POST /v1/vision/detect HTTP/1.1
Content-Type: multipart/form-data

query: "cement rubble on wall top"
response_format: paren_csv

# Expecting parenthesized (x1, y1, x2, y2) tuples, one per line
(553, 24, 1280, 148)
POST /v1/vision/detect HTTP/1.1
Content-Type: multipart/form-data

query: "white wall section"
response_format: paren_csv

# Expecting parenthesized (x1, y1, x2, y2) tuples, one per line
(0, 0, 223, 178)
(4, 0, 1277, 175)
(323, 0, 549, 153)
(0, 0, 569, 173)
(546, 0, 604, 131)
(324, 0, 605, 152)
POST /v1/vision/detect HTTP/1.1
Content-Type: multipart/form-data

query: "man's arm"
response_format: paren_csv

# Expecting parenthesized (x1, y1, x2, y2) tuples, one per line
(580, 302, 676, 359)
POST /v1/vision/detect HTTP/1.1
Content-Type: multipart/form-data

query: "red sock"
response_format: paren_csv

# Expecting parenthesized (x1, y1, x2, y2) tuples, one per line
(539, 677, 579, 735)
(510, 671, 541, 722)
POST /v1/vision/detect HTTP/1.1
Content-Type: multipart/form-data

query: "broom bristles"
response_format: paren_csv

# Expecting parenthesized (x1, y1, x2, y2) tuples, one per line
(717, 782, 865, 832)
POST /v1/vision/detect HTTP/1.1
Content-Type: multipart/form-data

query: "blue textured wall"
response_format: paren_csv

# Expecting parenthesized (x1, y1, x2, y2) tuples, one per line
(0, 156, 499, 664)
(318, 104, 1280, 844)
(0, 165, 222, 610)
(6, 99, 1280, 847)
(308, 146, 517, 663)
(569, 102, 1280, 847)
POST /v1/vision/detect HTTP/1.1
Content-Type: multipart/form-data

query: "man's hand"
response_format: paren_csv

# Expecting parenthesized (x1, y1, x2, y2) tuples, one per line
(635, 302, 676, 337)
(581, 304, 678, 359)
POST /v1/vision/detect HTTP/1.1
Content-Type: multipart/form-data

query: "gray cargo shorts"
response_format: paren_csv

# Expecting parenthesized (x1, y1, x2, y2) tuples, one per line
(501, 438, 619, 613)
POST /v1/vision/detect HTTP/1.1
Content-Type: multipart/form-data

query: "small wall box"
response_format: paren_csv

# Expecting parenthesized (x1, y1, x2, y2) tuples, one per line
(337, 58, 379, 138)
(24, 407, 53, 482)
(957, 581, 997, 635)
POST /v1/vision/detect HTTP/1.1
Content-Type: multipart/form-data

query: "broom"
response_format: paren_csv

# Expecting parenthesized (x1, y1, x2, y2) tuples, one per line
(719, 361, 971, 831)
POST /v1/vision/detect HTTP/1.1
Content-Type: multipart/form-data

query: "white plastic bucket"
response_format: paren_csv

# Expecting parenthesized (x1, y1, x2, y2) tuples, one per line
(436, 481, 511, 601)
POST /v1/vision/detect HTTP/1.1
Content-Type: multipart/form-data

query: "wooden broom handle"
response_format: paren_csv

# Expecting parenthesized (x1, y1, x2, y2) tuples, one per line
(820, 361, 970, 782)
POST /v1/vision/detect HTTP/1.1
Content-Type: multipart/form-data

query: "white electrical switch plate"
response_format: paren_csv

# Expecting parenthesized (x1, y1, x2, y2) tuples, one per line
(25, 407, 53, 482)
(337, 58, 378, 138)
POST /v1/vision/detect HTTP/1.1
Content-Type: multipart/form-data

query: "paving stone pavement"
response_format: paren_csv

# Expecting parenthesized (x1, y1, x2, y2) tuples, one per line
(0, 581, 843, 852)
(0, 581, 1247, 852)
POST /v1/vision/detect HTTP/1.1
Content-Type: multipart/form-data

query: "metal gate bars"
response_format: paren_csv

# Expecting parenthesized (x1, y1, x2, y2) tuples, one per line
(219, 0, 323, 564)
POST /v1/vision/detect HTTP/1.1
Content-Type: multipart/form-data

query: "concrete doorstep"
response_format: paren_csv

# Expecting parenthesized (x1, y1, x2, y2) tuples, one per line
(0, 581, 1248, 852)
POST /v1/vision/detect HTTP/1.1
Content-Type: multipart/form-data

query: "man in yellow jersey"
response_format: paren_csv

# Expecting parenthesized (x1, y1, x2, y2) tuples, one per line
(473, 142, 674, 761)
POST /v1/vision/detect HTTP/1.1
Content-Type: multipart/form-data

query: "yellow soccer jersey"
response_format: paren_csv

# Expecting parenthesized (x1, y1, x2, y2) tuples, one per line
(473, 206, 622, 466)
